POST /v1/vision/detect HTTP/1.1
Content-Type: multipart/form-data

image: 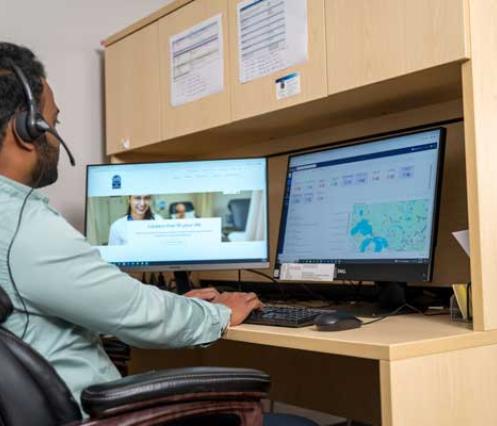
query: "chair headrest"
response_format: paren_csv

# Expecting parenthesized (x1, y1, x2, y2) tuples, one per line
(0, 286, 14, 324)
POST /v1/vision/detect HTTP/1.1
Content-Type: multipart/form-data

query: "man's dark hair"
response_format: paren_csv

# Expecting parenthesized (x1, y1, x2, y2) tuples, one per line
(0, 42, 46, 148)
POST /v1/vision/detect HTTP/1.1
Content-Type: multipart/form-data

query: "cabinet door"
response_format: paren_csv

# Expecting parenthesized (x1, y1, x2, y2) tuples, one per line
(326, 0, 469, 94)
(158, 0, 231, 140)
(229, 0, 327, 122)
(105, 23, 161, 154)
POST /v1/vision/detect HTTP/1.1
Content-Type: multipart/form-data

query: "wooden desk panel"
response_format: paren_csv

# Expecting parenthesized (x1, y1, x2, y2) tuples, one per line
(381, 343, 497, 426)
(130, 341, 381, 425)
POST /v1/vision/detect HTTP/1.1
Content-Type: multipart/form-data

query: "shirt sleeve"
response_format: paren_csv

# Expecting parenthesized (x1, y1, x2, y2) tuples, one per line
(10, 206, 231, 349)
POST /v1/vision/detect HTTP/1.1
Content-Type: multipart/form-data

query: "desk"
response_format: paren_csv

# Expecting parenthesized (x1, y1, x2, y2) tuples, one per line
(129, 315, 497, 425)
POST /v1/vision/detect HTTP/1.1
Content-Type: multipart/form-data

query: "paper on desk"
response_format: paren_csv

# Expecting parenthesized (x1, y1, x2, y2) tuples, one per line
(452, 229, 470, 256)
(452, 283, 471, 320)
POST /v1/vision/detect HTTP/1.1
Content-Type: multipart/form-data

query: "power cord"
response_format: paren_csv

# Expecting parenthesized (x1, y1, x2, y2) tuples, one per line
(243, 269, 333, 307)
(6, 161, 45, 339)
(298, 283, 334, 307)
(244, 269, 286, 297)
(361, 303, 423, 326)
(6, 186, 36, 339)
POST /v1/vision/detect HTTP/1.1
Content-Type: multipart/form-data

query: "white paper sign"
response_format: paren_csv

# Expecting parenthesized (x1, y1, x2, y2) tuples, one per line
(170, 14, 224, 106)
(280, 263, 336, 281)
(237, 0, 308, 83)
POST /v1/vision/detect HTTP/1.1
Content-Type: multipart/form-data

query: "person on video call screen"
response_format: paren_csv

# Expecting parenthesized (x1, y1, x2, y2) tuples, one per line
(108, 195, 162, 245)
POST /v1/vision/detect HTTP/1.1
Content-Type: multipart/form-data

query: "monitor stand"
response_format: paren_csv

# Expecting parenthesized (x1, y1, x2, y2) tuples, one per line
(376, 281, 407, 310)
(174, 271, 192, 295)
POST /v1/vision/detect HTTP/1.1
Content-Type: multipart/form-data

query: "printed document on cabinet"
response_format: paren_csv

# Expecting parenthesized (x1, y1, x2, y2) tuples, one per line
(170, 14, 224, 106)
(237, 0, 308, 83)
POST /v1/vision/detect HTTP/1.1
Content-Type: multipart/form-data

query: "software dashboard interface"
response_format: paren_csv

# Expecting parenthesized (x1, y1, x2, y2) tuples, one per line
(86, 158, 268, 269)
(275, 129, 445, 280)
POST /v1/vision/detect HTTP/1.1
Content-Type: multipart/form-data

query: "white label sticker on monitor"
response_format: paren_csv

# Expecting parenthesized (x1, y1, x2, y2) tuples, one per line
(280, 263, 335, 281)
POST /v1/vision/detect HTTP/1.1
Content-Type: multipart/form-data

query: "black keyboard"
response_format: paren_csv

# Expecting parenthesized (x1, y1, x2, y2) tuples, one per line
(245, 305, 330, 328)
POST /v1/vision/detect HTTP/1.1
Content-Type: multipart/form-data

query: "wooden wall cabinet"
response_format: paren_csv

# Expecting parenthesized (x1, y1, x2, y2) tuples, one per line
(158, 0, 231, 140)
(105, 23, 161, 154)
(104, 0, 470, 154)
(326, 0, 469, 94)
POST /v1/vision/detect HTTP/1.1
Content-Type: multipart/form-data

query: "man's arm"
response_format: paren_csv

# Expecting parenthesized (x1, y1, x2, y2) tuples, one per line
(11, 208, 232, 348)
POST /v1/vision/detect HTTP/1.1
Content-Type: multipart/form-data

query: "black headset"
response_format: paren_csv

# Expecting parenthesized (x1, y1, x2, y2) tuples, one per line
(9, 61, 75, 166)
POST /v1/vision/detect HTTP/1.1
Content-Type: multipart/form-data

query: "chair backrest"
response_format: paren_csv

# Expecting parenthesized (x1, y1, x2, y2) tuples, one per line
(228, 199, 251, 230)
(0, 286, 13, 324)
(0, 287, 82, 426)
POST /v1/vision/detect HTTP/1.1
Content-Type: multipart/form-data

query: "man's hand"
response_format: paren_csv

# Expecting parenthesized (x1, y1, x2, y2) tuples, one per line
(184, 288, 221, 302)
(215, 292, 264, 326)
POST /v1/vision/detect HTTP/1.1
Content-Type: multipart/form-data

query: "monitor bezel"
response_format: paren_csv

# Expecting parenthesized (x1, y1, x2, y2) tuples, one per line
(84, 157, 270, 271)
(274, 127, 447, 282)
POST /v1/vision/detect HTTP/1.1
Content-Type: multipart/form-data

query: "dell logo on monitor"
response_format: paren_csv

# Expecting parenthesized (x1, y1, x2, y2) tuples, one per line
(112, 175, 121, 189)
(336, 268, 347, 275)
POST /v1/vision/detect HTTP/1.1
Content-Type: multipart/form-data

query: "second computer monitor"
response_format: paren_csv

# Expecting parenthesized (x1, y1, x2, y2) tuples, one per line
(85, 158, 269, 271)
(274, 128, 446, 282)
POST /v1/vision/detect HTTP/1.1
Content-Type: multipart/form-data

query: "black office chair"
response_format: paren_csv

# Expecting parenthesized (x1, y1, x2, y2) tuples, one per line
(0, 286, 269, 425)
(0, 286, 318, 426)
(227, 198, 251, 231)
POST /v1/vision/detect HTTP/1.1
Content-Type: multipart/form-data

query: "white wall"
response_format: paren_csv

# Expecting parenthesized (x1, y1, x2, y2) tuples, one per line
(0, 0, 172, 231)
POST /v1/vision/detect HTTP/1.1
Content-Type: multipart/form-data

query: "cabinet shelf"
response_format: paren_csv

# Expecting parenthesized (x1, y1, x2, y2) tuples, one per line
(112, 62, 463, 161)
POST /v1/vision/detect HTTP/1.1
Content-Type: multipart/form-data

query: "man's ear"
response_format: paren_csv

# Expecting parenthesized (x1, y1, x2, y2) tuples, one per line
(10, 115, 36, 152)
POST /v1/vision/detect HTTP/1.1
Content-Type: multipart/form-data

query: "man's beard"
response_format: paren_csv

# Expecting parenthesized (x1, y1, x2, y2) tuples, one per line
(31, 135, 60, 188)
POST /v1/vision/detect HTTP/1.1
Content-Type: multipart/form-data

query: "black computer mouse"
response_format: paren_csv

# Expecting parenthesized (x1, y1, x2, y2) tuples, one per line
(314, 312, 363, 331)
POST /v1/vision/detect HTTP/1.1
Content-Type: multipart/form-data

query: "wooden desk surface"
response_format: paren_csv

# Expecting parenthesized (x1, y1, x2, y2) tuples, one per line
(225, 314, 497, 361)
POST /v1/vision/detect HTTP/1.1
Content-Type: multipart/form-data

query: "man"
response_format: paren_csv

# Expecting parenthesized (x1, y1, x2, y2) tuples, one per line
(0, 43, 262, 413)
(173, 201, 187, 218)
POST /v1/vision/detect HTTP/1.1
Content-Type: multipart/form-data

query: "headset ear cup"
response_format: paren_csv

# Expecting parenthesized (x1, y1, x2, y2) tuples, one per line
(14, 110, 45, 142)
(34, 114, 51, 133)
(14, 111, 34, 142)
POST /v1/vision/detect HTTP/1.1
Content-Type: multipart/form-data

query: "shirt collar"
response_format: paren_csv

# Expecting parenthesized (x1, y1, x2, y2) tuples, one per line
(0, 174, 49, 204)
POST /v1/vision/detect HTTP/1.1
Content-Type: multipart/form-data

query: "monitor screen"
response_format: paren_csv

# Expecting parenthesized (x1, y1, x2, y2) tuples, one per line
(274, 128, 445, 282)
(85, 158, 269, 270)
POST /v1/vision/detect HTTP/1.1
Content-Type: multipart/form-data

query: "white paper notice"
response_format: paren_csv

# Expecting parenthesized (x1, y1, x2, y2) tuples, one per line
(237, 0, 308, 83)
(453, 229, 470, 256)
(170, 14, 224, 106)
(280, 263, 335, 281)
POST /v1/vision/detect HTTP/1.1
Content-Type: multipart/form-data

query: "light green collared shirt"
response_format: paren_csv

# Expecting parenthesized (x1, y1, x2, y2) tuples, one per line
(0, 175, 231, 413)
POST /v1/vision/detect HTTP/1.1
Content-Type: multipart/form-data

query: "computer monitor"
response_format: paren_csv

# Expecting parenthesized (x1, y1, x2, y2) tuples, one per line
(85, 158, 269, 280)
(274, 128, 445, 283)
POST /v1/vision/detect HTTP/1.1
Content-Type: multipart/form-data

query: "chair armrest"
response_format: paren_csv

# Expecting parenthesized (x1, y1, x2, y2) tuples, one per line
(81, 366, 270, 419)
